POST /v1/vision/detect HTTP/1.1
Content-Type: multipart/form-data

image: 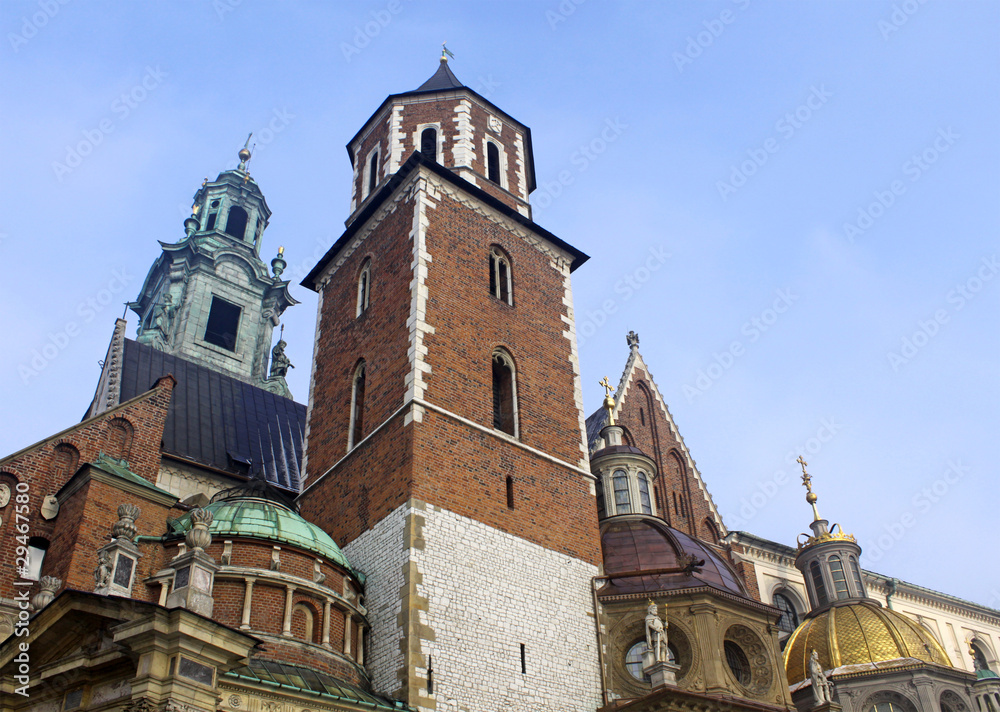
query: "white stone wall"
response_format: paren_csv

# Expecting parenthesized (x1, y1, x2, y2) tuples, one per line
(345, 500, 603, 712)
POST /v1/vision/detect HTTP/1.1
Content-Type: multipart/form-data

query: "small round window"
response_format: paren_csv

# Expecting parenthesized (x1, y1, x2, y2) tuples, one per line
(625, 640, 677, 682)
(724, 640, 751, 685)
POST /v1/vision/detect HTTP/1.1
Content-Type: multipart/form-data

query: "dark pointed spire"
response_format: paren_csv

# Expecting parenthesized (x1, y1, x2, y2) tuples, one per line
(416, 49, 464, 92)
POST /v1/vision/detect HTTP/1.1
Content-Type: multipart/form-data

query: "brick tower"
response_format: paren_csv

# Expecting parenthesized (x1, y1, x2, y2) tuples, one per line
(297, 55, 602, 711)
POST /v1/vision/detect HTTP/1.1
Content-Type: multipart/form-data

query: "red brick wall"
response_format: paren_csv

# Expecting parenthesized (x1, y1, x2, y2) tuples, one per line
(613, 368, 724, 543)
(0, 377, 175, 601)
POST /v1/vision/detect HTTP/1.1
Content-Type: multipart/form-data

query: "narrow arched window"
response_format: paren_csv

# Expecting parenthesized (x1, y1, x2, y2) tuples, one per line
(225, 206, 249, 240)
(637, 472, 652, 514)
(849, 555, 865, 596)
(613, 470, 631, 514)
(357, 260, 371, 317)
(810, 560, 828, 606)
(421, 128, 437, 162)
(828, 555, 849, 600)
(489, 247, 512, 305)
(106, 418, 134, 461)
(349, 361, 366, 449)
(487, 142, 500, 183)
(51, 443, 80, 479)
(491, 350, 517, 436)
(368, 150, 379, 196)
(772, 592, 800, 633)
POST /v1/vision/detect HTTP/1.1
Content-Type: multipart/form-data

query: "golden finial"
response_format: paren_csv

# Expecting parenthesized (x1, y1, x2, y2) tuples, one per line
(798, 455, 822, 522)
(201, 177, 208, 187)
(191, 203, 200, 216)
(599, 376, 616, 426)
(278, 246, 284, 256)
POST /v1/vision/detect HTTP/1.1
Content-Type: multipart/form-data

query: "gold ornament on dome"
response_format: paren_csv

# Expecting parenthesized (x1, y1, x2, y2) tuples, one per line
(599, 376, 616, 426)
(796, 524, 857, 550)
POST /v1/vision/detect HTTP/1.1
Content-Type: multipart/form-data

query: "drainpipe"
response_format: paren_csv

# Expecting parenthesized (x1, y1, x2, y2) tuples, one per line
(885, 577, 899, 610)
(591, 575, 609, 708)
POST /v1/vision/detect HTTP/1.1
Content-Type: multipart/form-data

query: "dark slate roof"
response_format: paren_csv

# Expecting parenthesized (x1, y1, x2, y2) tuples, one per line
(118, 339, 305, 492)
(585, 407, 607, 449)
(416, 59, 463, 92)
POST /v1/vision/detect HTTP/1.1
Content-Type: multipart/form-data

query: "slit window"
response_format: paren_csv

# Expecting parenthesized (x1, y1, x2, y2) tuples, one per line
(613, 470, 631, 514)
(520, 643, 526, 674)
(225, 206, 249, 240)
(421, 127, 437, 162)
(491, 350, 517, 436)
(204, 296, 241, 351)
(427, 655, 434, 694)
(367, 150, 379, 196)
(596, 478, 606, 519)
(487, 142, 501, 183)
(506, 476, 515, 509)
(489, 247, 513, 305)
(357, 260, 371, 317)
(637, 472, 652, 514)
(349, 362, 366, 449)
(640, 408, 645, 425)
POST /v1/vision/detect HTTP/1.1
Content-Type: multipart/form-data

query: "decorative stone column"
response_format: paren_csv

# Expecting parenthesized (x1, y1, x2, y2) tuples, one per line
(95, 504, 143, 597)
(240, 577, 255, 630)
(165, 508, 218, 617)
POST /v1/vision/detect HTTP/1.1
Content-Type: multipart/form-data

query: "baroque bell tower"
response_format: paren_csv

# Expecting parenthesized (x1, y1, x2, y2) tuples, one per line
(129, 139, 299, 397)
(297, 54, 603, 711)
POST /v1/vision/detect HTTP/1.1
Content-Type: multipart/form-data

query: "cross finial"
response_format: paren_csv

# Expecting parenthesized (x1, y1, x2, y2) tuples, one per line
(797, 456, 811, 489)
(599, 376, 614, 397)
(599, 377, 616, 426)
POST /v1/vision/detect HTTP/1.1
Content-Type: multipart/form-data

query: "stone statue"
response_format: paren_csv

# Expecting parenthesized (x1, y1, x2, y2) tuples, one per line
(627, 331, 640, 348)
(151, 293, 175, 335)
(94, 550, 112, 589)
(269, 339, 294, 378)
(809, 649, 833, 704)
(645, 601, 668, 663)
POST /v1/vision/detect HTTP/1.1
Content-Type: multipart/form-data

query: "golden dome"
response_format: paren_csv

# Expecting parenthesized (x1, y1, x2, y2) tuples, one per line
(784, 601, 952, 683)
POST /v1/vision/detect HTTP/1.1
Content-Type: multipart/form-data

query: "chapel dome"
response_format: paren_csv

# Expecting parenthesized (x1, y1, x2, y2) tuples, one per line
(168, 496, 352, 570)
(599, 516, 745, 596)
(784, 600, 953, 684)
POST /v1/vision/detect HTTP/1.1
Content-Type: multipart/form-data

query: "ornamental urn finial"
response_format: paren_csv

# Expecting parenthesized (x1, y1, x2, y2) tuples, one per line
(31, 576, 61, 610)
(112, 503, 141, 542)
(185, 507, 214, 551)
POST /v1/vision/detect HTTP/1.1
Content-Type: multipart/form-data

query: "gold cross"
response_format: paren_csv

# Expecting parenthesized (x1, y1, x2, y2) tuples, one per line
(797, 456, 813, 492)
(599, 376, 614, 398)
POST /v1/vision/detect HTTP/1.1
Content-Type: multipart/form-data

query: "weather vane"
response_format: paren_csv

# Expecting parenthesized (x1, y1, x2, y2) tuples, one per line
(441, 42, 455, 61)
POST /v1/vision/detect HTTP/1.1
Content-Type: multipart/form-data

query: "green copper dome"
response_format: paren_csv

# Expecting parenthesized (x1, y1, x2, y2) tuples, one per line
(168, 497, 351, 571)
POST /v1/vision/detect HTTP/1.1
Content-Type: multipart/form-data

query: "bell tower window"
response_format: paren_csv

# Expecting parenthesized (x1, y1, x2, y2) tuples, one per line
(810, 560, 828, 606)
(357, 260, 371, 317)
(225, 206, 249, 240)
(491, 349, 517, 436)
(421, 128, 437, 162)
(349, 361, 366, 449)
(828, 555, 849, 599)
(613, 470, 631, 514)
(637, 472, 652, 514)
(489, 247, 513, 305)
(487, 142, 501, 183)
(204, 296, 241, 351)
(365, 149, 380, 198)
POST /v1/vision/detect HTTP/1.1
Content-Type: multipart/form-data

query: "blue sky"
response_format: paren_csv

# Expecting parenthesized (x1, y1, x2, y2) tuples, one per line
(1, 2, 997, 607)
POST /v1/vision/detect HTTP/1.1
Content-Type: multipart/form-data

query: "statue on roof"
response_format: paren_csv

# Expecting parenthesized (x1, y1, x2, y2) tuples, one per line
(627, 331, 639, 349)
(150, 293, 175, 336)
(809, 649, 834, 704)
(269, 339, 294, 379)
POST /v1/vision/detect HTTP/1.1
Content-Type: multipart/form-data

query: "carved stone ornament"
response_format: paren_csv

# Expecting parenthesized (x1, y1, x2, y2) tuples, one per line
(31, 576, 62, 610)
(112, 503, 141, 541)
(227, 695, 241, 709)
(185, 507, 214, 551)
(40, 494, 59, 520)
(95, 550, 113, 589)
(627, 331, 640, 348)
(313, 559, 326, 585)
(270, 547, 281, 571)
(488, 115, 502, 134)
(0, 483, 9, 508)
(809, 649, 834, 705)
(123, 698, 154, 712)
